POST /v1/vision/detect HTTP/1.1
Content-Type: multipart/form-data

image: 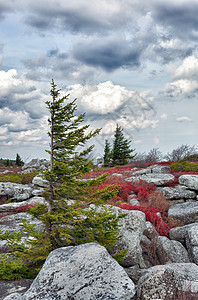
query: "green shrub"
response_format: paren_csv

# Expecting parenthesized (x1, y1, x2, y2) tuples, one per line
(170, 161, 198, 172)
(0, 171, 38, 184)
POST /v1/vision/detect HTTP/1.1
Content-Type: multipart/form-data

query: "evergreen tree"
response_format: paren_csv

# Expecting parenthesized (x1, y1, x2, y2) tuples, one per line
(112, 124, 135, 166)
(0, 80, 125, 278)
(16, 153, 23, 166)
(103, 140, 111, 167)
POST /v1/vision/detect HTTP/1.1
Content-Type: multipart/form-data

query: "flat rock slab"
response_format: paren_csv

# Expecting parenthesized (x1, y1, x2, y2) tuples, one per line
(178, 174, 198, 190)
(158, 185, 196, 200)
(168, 201, 198, 225)
(126, 173, 175, 186)
(5, 243, 136, 300)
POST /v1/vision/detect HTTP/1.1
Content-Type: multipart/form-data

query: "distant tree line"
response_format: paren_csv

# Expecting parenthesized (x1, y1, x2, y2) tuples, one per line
(0, 153, 23, 167)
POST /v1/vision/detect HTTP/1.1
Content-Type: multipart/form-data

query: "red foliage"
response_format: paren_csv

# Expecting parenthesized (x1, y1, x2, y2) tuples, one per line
(15, 204, 35, 213)
(130, 180, 156, 202)
(118, 203, 172, 236)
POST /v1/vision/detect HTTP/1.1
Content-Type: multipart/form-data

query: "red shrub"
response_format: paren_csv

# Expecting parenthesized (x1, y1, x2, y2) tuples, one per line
(130, 180, 156, 202)
(118, 203, 172, 236)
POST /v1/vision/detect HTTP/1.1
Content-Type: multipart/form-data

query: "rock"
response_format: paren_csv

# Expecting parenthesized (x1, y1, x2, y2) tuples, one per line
(147, 164, 171, 174)
(0, 279, 32, 300)
(109, 207, 146, 268)
(169, 223, 198, 243)
(0, 182, 33, 201)
(185, 224, 198, 264)
(124, 265, 145, 284)
(6, 243, 136, 300)
(178, 174, 198, 190)
(126, 173, 175, 186)
(132, 164, 171, 176)
(22, 159, 50, 173)
(32, 176, 49, 188)
(137, 263, 198, 299)
(127, 194, 140, 206)
(156, 236, 190, 264)
(0, 197, 45, 213)
(143, 221, 159, 240)
(158, 185, 196, 200)
(168, 201, 198, 225)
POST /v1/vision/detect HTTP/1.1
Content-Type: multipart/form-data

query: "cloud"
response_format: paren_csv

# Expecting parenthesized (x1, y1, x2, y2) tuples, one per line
(67, 81, 154, 116)
(73, 35, 142, 71)
(176, 116, 192, 122)
(163, 79, 198, 98)
(0, 69, 47, 119)
(160, 113, 168, 120)
(174, 56, 198, 79)
(152, 2, 198, 41)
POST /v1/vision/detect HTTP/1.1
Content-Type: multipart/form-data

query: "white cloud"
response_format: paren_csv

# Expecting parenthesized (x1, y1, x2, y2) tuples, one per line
(174, 56, 198, 79)
(160, 113, 168, 120)
(154, 137, 160, 144)
(164, 79, 198, 97)
(176, 116, 192, 122)
(68, 81, 153, 115)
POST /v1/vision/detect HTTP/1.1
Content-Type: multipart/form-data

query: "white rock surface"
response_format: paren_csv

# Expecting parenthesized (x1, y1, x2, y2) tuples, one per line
(168, 201, 198, 225)
(137, 263, 198, 300)
(178, 174, 198, 190)
(5, 243, 136, 300)
(126, 173, 175, 186)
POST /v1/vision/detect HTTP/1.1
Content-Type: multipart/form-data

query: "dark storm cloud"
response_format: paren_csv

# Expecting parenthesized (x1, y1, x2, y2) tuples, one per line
(152, 3, 198, 40)
(73, 37, 142, 71)
(0, 2, 14, 20)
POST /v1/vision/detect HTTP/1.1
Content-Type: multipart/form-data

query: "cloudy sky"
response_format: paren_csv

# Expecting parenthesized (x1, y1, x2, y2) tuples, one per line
(0, 0, 198, 162)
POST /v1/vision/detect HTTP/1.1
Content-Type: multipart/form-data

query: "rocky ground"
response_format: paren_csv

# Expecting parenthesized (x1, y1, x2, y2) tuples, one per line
(1, 160, 198, 299)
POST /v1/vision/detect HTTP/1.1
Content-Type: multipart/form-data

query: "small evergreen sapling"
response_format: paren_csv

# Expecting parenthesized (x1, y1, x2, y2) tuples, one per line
(104, 139, 112, 167)
(0, 80, 126, 279)
(112, 124, 136, 166)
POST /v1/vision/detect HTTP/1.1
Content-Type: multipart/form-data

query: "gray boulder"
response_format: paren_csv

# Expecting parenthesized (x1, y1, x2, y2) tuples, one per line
(156, 236, 190, 264)
(168, 201, 198, 225)
(185, 224, 198, 264)
(0, 197, 45, 213)
(158, 185, 196, 200)
(0, 279, 32, 300)
(22, 159, 50, 173)
(109, 207, 146, 268)
(0, 182, 33, 201)
(32, 176, 49, 188)
(132, 164, 171, 176)
(5, 243, 136, 300)
(126, 173, 175, 186)
(143, 221, 159, 240)
(137, 263, 198, 299)
(178, 174, 198, 190)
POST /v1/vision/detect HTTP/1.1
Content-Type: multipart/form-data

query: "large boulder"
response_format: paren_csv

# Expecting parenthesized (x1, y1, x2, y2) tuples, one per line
(185, 224, 198, 265)
(178, 174, 198, 190)
(0, 183, 33, 201)
(156, 236, 190, 264)
(169, 223, 198, 243)
(109, 207, 146, 268)
(32, 176, 49, 188)
(132, 165, 171, 176)
(168, 201, 198, 225)
(137, 263, 198, 299)
(126, 173, 175, 186)
(4, 243, 136, 300)
(22, 159, 50, 173)
(158, 185, 196, 200)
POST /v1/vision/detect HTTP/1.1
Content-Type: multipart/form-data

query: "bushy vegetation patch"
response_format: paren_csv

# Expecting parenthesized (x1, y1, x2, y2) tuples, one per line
(170, 161, 198, 173)
(0, 171, 38, 184)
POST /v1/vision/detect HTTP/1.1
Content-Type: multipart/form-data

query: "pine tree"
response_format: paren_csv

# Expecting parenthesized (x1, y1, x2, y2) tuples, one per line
(103, 140, 111, 167)
(2, 80, 125, 277)
(16, 153, 23, 166)
(112, 124, 135, 166)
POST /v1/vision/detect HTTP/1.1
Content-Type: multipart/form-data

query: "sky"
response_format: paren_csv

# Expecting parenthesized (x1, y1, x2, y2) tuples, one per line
(0, 0, 198, 162)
